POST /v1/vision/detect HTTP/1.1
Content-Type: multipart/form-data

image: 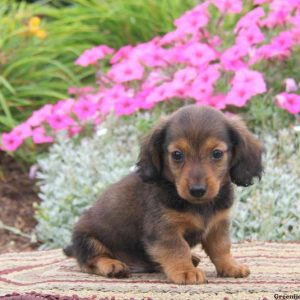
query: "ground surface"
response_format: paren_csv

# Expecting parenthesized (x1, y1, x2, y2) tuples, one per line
(0, 153, 39, 253)
(1, 241, 299, 299)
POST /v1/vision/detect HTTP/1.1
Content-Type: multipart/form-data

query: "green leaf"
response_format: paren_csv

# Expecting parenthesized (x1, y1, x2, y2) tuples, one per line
(0, 76, 16, 95)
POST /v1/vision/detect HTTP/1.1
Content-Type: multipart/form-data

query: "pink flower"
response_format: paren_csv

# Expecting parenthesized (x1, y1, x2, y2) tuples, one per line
(145, 84, 174, 104)
(276, 93, 300, 114)
(232, 69, 267, 96)
(207, 94, 226, 110)
(187, 65, 221, 102)
(225, 69, 267, 107)
(127, 41, 168, 68)
(73, 99, 98, 121)
(1, 132, 23, 151)
(27, 104, 53, 127)
(251, 31, 294, 64)
(221, 44, 248, 71)
(271, 31, 294, 52)
(234, 7, 265, 34)
(164, 46, 186, 64)
(108, 59, 144, 83)
(100, 85, 128, 115)
(183, 42, 217, 67)
(75, 45, 114, 67)
(173, 67, 198, 85)
(134, 89, 155, 110)
(284, 78, 298, 93)
(140, 46, 168, 67)
(32, 127, 54, 144)
(159, 28, 188, 45)
(68, 125, 82, 137)
(211, 0, 242, 14)
(208, 35, 222, 48)
(225, 86, 253, 107)
(53, 99, 74, 115)
(68, 86, 94, 96)
(259, 1, 292, 28)
(236, 25, 265, 46)
(141, 71, 169, 90)
(11, 123, 32, 139)
(174, 3, 209, 34)
(46, 113, 76, 131)
(197, 65, 221, 85)
(289, 0, 300, 9)
(114, 97, 138, 116)
(253, 0, 272, 4)
(188, 78, 214, 102)
(102, 85, 128, 101)
(290, 12, 300, 44)
(165, 79, 190, 99)
(110, 45, 133, 64)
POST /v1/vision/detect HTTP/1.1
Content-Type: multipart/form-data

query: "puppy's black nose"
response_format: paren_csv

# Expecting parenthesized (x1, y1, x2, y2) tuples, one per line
(189, 185, 207, 198)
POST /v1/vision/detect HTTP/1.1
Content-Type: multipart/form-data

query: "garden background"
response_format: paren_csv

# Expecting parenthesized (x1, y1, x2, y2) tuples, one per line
(0, 0, 299, 253)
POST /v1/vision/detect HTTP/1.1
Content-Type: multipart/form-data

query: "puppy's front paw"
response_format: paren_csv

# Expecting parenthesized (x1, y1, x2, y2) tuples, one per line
(217, 261, 250, 278)
(168, 267, 207, 285)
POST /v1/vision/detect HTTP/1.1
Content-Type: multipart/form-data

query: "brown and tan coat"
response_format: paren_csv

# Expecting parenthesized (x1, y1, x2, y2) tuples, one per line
(64, 105, 263, 285)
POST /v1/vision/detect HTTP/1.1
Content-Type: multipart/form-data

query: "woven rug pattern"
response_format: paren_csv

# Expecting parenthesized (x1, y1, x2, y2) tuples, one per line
(0, 241, 299, 300)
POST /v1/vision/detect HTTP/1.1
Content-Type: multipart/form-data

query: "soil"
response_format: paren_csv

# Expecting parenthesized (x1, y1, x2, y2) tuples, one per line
(0, 153, 40, 254)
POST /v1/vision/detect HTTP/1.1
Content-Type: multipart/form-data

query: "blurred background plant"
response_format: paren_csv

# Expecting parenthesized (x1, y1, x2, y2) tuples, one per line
(2, 0, 300, 161)
(0, 0, 299, 249)
(0, 0, 195, 133)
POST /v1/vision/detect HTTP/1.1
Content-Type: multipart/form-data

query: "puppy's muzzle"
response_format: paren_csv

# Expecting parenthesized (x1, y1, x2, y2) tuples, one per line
(189, 184, 207, 198)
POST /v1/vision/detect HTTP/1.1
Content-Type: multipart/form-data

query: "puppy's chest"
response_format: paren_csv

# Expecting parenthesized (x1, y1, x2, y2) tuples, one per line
(165, 209, 230, 246)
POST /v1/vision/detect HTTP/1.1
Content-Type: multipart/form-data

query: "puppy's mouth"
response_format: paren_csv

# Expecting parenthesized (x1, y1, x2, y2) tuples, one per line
(181, 195, 213, 205)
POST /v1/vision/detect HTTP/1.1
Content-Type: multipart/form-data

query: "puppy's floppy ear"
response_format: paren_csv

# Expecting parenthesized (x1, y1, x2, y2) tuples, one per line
(136, 117, 169, 182)
(227, 116, 263, 187)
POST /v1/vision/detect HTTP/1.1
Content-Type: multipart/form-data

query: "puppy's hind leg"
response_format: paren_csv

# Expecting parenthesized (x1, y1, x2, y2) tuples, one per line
(72, 232, 130, 278)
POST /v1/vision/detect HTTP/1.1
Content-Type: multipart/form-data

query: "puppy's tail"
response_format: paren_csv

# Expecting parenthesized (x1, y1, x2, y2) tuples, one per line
(63, 244, 74, 257)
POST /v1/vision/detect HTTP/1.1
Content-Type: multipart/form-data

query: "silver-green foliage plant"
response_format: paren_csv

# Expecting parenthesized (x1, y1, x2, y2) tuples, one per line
(35, 115, 147, 248)
(35, 117, 300, 248)
(232, 128, 300, 241)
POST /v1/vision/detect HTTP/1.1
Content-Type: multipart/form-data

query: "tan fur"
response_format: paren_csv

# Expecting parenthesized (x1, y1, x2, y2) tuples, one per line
(164, 209, 204, 235)
(83, 238, 130, 278)
(203, 137, 228, 154)
(202, 218, 250, 278)
(147, 239, 207, 284)
(166, 135, 231, 203)
(168, 138, 192, 155)
(204, 209, 231, 236)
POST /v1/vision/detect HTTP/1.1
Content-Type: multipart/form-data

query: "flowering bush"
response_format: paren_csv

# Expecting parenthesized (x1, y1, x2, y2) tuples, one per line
(2, 0, 300, 152)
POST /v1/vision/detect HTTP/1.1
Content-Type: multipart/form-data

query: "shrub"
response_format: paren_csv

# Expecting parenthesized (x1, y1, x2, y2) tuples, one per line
(232, 127, 300, 241)
(0, 0, 195, 133)
(35, 114, 151, 248)
(35, 117, 300, 248)
(2, 0, 300, 153)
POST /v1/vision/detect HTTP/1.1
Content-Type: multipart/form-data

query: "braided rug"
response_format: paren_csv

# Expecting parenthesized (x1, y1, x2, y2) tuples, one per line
(0, 241, 299, 300)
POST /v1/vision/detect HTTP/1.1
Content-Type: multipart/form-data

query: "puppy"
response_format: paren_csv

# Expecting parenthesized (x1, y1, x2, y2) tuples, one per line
(64, 105, 262, 284)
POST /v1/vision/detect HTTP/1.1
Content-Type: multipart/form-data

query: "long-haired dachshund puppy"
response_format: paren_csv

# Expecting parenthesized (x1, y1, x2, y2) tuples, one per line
(64, 105, 263, 284)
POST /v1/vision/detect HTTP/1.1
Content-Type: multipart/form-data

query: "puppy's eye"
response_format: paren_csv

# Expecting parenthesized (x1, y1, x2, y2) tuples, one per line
(172, 150, 184, 162)
(211, 149, 223, 160)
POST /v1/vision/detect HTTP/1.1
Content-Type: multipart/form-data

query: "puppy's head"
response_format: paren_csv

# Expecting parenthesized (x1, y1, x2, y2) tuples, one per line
(137, 105, 262, 204)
